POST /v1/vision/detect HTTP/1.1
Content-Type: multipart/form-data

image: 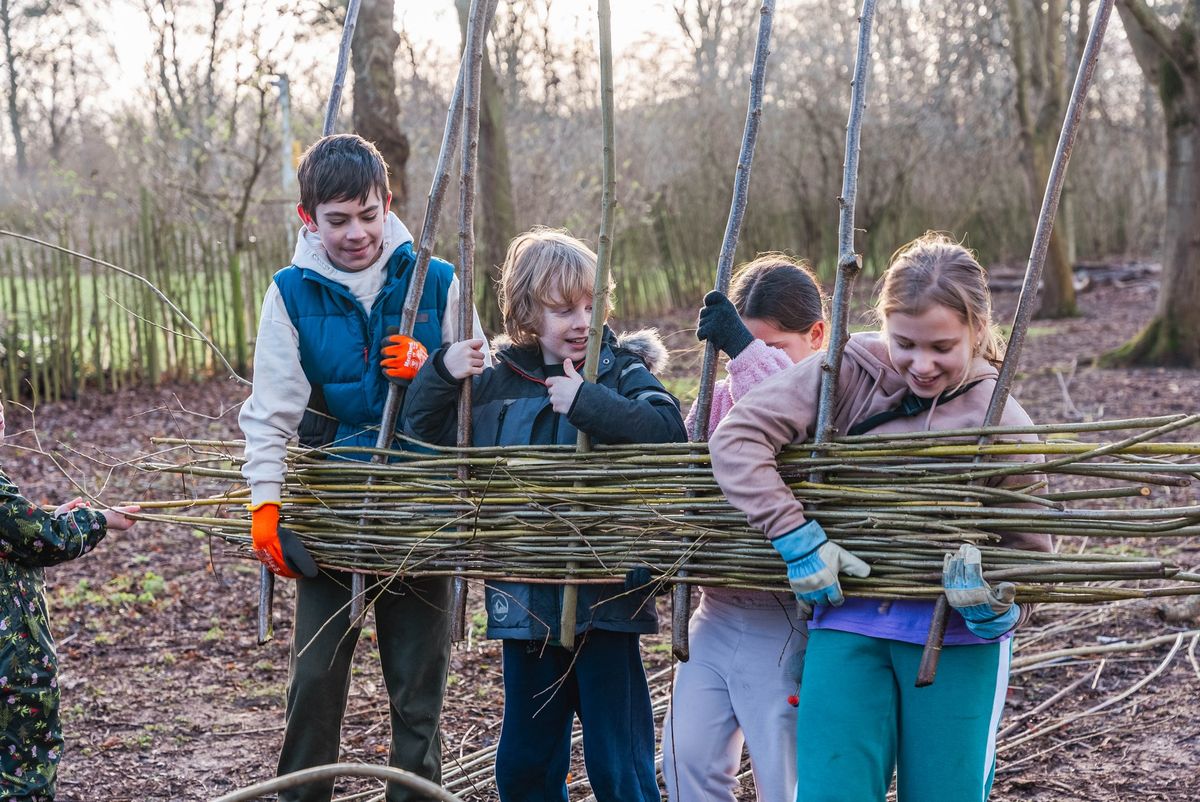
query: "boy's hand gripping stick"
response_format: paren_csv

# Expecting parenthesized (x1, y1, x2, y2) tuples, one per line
(250, 502, 318, 579)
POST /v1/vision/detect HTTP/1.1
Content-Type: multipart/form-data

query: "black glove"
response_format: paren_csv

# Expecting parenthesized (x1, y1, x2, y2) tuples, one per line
(697, 290, 754, 359)
(623, 566, 654, 593)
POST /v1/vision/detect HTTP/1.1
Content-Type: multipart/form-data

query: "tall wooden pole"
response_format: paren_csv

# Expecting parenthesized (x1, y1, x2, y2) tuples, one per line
(916, 0, 1115, 686)
(448, 0, 493, 642)
(810, 0, 877, 460)
(674, 0, 777, 662)
(260, 0, 363, 643)
(559, 0, 616, 651)
(346, 0, 495, 626)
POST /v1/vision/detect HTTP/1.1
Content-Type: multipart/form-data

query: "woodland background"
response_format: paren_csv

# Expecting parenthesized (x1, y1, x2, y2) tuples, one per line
(1, 0, 1198, 400)
(2, 2, 1200, 800)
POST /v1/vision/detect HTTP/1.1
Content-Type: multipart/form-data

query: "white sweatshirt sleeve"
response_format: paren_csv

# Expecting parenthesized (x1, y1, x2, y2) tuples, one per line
(239, 284, 312, 506)
(442, 276, 494, 366)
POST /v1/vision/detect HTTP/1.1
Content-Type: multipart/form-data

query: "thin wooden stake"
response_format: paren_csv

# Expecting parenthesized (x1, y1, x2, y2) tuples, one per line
(347, 0, 495, 627)
(674, 0, 777, 662)
(450, 0, 491, 643)
(916, 0, 1115, 687)
(560, 0, 617, 651)
(811, 0, 877, 456)
(262, 0, 363, 642)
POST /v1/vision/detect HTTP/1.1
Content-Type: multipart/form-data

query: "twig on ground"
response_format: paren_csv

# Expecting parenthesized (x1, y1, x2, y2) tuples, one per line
(1000, 633, 1184, 752)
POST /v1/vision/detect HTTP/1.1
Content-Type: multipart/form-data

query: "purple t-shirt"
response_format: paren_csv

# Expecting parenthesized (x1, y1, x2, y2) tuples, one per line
(811, 597, 1012, 646)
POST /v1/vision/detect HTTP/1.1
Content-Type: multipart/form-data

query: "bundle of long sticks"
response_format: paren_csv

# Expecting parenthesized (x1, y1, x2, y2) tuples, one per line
(139, 412, 1200, 604)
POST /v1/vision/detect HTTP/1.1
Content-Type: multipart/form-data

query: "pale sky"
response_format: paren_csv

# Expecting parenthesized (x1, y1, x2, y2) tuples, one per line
(103, 0, 683, 106)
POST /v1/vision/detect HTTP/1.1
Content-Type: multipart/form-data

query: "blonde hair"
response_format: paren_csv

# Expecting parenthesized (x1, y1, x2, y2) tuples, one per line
(875, 231, 1005, 366)
(498, 227, 614, 346)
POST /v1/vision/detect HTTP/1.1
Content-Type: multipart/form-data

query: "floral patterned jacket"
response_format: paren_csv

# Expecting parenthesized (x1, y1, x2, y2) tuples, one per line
(0, 468, 108, 800)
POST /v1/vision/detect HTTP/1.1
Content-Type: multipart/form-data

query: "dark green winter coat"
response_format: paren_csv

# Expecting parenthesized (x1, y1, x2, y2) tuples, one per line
(0, 469, 108, 801)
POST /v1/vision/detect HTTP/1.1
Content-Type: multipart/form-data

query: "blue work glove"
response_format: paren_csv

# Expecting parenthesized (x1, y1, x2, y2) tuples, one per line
(770, 520, 871, 607)
(943, 544, 1020, 640)
(696, 291, 754, 359)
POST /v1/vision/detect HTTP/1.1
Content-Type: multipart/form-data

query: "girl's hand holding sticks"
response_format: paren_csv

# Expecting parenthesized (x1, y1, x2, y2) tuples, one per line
(943, 544, 1019, 639)
(771, 519, 871, 607)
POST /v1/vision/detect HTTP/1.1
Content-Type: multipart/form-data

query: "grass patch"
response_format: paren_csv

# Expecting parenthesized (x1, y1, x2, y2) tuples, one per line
(661, 376, 700, 407)
(1000, 324, 1055, 340)
(53, 571, 168, 610)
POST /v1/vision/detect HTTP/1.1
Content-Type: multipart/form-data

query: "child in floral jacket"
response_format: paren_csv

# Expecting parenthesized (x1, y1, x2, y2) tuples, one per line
(0, 399, 138, 800)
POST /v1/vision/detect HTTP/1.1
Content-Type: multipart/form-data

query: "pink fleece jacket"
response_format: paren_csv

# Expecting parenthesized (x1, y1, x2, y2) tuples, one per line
(685, 339, 794, 439)
(687, 339, 796, 607)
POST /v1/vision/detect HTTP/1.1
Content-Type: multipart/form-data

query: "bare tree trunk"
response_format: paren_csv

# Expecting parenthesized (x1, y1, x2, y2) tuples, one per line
(1106, 97, 1200, 365)
(458, 0, 514, 329)
(1, 0, 28, 175)
(351, 0, 410, 214)
(1008, 0, 1077, 318)
(1104, 1, 1200, 366)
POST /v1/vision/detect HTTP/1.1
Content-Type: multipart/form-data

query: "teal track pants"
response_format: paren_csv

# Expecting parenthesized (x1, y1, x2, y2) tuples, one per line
(795, 629, 1011, 802)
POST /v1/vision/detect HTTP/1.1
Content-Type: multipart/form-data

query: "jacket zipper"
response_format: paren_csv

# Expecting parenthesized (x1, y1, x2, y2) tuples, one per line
(494, 400, 515, 446)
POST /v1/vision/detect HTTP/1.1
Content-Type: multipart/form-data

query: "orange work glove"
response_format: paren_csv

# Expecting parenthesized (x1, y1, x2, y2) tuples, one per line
(381, 333, 429, 384)
(249, 501, 299, 579)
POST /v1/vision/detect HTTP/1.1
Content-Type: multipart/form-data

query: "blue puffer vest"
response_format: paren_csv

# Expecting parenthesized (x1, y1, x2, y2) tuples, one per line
(274, 241, 453, 454)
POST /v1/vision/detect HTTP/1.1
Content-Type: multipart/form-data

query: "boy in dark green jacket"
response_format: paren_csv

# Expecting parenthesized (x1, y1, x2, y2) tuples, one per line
(403, 227, 685, 802)
(0, 398, 138, 800)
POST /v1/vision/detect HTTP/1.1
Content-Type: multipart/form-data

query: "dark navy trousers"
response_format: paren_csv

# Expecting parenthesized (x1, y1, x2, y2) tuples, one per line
(495, 630, 660, 802)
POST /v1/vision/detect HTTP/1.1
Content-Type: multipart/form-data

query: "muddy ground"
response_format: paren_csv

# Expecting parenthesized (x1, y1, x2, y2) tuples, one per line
(2, 273, 1198, 801)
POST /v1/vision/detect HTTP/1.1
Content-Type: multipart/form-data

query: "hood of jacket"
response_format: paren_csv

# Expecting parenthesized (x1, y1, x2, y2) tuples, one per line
(290, 211, 414, 280)
(492, 326, 671, 377)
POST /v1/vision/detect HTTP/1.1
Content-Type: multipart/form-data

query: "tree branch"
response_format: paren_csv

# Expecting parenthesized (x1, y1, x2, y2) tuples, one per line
(1117, 0, 1181, 77)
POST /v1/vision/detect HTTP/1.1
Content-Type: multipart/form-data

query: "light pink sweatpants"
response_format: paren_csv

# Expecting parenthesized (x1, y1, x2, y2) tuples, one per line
(661, 589, 808, 802)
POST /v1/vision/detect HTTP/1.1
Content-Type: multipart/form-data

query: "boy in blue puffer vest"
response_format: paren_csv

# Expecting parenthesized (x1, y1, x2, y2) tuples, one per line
(238, 134, 489, 802)
(402, 227, 686, 802)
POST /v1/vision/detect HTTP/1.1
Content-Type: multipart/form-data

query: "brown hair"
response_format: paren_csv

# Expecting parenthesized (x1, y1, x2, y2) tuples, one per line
(729, 254, 826, 334)
(498, 227, 614, 346)
(296, 134, 390, 216)
(875, 231, 1004, 366)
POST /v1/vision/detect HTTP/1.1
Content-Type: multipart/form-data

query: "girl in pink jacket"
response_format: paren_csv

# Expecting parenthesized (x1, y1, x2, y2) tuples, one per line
(709, 233, 1051, 802)
(663, 255, 826, 802)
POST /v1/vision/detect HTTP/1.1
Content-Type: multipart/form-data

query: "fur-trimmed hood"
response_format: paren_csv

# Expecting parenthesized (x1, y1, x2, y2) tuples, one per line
(489, 326, 671, 374)
(614, 328, 670, 374)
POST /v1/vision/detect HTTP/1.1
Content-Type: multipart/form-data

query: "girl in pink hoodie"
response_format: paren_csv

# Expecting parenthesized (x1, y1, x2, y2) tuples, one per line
(663, 255, 826, 802)
(709, 233, 1051, 802)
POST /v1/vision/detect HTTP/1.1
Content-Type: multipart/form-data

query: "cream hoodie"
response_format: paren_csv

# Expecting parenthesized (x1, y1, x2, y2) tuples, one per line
(239, 212, 490, 505)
